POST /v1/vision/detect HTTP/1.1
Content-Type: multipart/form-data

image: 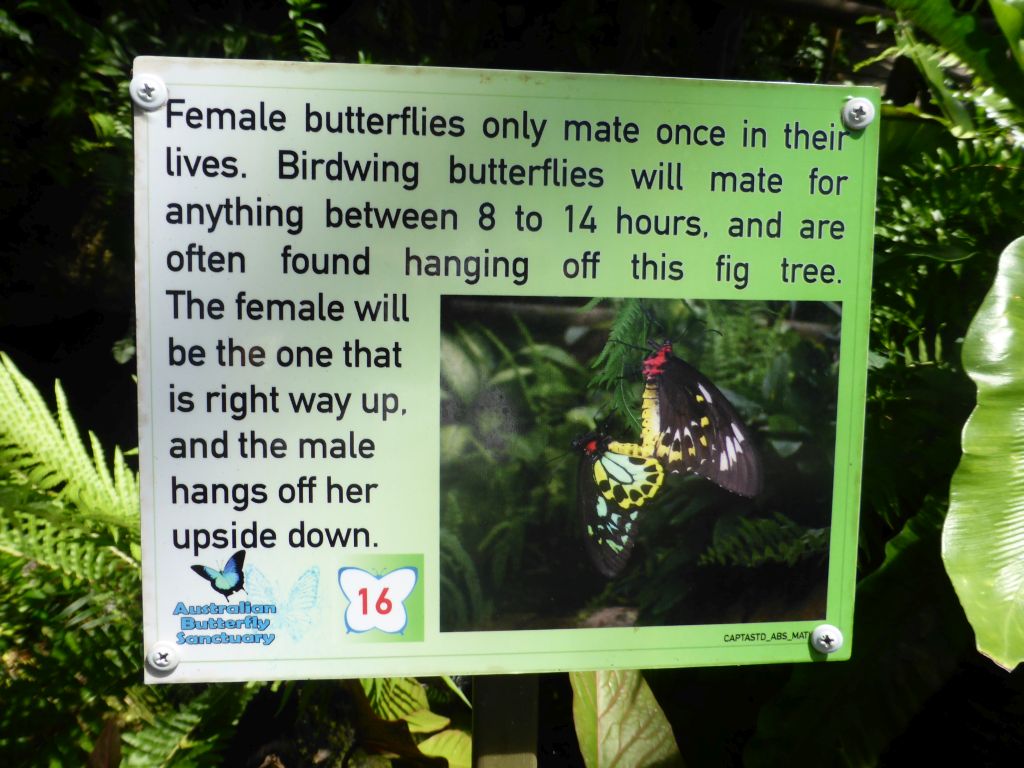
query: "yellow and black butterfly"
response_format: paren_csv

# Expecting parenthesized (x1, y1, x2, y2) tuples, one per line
(572, 432, 665, 578)
(640, 342, 762, 497)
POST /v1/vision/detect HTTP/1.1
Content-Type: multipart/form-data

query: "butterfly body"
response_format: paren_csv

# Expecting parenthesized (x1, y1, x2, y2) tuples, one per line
(573, 432, 665, 577)
(191, 550, 245, 600)
(642, 341, 762, 497)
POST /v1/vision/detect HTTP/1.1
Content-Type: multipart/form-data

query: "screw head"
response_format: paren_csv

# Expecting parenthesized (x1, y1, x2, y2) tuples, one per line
(810, 623, 844, 654)
(841, 97, 875, 131)
(146, 642, 179, 675)
(130, 74, 168, 111)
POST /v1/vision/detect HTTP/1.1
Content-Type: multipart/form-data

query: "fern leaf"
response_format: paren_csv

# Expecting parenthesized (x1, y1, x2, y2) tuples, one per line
(0, 352, 139, 529)
(700, 513, 829, 568)
(0, 549, 140, 764)
(0, 487, 138, 583)
(361, 677, 431, 722)
(588, 299, 650, 430)
(591, 299, 648, 380)
(440, 531, 488, 627)
(122, 683, 259, 767)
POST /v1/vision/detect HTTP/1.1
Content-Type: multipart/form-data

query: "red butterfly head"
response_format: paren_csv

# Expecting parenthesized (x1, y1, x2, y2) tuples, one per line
(571, 432, 610, 458)
(641, 341, 674, 381)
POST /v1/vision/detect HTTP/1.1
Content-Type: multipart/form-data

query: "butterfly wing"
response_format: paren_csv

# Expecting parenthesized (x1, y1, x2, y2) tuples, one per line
(222, 550, 245, 578)
(338, 567, 372, 633)
(286, 567, 320, 612)
(377, 567, 417, 634)
(191, 550, 245, 599)
(243, 566, 276, 604)
(575, 433, 664, 578)
(216, 550, 245, 595)
(245, 566, 320, 640)
(645, 350, 762, 497)
(191, 565, 219, 584)
(280, 567, 320, 640)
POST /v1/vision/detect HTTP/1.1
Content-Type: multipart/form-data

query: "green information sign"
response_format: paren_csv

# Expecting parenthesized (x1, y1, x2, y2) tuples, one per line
(133, 56, 878, 683)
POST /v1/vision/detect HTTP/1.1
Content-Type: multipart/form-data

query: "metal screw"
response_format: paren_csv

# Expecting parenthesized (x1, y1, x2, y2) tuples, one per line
(130, 74, 168, 111)
(841, 97, 875, 131)
(145, 642, 179, 674)
(810, 623, 844, 654)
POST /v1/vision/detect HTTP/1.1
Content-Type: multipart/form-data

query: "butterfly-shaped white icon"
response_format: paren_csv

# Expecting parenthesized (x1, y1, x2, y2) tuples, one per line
(337, 567, 418, 634)
(244, 566, 320, 642)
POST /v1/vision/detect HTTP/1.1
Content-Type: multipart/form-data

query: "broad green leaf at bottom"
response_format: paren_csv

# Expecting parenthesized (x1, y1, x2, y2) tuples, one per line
(944, 235, 1024, 670)
(570, 669, 683, 767)
(418, 729, 471, 768)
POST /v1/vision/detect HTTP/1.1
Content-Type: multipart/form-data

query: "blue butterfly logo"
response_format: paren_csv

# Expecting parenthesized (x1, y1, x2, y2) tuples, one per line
(191, 550, 245, 601)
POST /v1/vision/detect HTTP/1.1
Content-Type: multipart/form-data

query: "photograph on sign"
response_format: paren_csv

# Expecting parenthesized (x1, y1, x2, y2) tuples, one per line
(133, 56, 878, 682)
(439, 296, 836, 633)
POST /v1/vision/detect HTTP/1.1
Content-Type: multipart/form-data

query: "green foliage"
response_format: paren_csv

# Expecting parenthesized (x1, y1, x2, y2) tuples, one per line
(0, 1, 345, 328)
(0, 353, 253, 765)
(861, 8, 1024, 561)
(440, 302, 593, 630)
(284, 0, 331, 62)
(570, 669, 683, 768)
(736, 14, 839, 83)
(0, 352, 139, 529)
(0, 353, 469, 766)
(0, 354, 140, 760)
(362, 677, 446, 731)
(885, 0, 1024, 112)
(864, 126, 1021, 548)
(122, 685, 259, 767)
(699, 513, 829, 569)
(990, 0, 1024, 71)
(360, 676, 470, 761)
(439, 530, 490, 629)
(944, 237, 1024, 670)
(746, 498, 971, 765)
(745, 4, 1024, 763)
(589, 297, 652, 424)
(298, 678, 469, 766)
(870, 3, 1024, 675)
(417, 728, 472, 768)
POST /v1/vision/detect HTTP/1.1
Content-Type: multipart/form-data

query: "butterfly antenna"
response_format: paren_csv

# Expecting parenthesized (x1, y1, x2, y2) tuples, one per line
(641, 301, 678, 345)
(614, 378, 642, 435)
(640, 302, 660, 332)
(545, 450, 571, 469)
(688, 316, 724, 339)
(605, 337, 648, 354)
(593, 400, 618, 430)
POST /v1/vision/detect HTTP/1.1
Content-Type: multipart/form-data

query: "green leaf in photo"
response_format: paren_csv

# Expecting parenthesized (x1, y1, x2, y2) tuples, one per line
(944, 236, 1024, 670)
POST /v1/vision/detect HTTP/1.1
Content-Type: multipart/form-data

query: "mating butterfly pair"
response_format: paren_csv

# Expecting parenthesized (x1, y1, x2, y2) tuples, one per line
(575, 342, 762, 577)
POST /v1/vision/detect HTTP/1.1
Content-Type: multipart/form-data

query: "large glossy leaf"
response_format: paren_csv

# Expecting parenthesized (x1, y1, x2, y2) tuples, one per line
(943, 236, 1024, 670)
(886, 0, 1024, 113)
(877, 104, 957, 173)
(990, 0, 1024, 70)
(418, 729, 472, 768)
(570, 670, 684, 768)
